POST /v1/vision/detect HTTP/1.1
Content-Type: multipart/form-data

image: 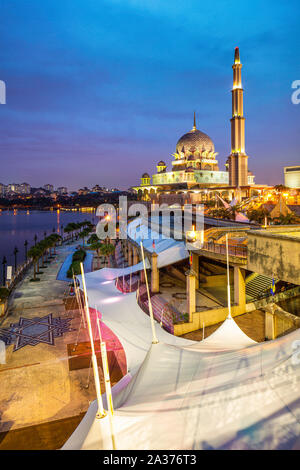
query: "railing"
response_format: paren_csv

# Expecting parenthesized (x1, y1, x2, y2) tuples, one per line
(4, 258, 33, 291)
(115, 274, 140, 293)
(201, 241, 248, 258)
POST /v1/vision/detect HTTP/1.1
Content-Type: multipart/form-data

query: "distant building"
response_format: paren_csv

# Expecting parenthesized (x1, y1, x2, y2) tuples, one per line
(0, 183, 5, 196)
(284, 166, 300, 189)
(57, 186, 68, 195)
(32, 187, 47, 196)
(6, 183, 19, 194)
(19, 182, 31, 194)
(44, 184, 54, 192)
(92, 185, 102, 193)
(78, 187, 89, 195)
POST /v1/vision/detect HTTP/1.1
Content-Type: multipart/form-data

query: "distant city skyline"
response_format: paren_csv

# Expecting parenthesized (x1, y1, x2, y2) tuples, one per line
(1, 1, 299, 191)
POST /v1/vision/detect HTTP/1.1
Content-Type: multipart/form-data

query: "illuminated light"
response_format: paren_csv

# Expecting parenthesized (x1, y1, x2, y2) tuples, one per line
(186, 225, 197, 243)
(102, 297, 122, 304)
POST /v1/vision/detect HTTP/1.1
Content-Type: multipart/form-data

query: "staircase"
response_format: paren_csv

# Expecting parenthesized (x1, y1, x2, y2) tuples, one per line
(246, 273, 275, 300)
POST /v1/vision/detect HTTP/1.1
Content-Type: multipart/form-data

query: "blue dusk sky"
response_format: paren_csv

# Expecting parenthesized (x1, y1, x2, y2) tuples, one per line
(0, 0, 299, 191)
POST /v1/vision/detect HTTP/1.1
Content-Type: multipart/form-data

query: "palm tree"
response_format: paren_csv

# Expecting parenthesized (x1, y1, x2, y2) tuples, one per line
(48, 233, 61, 254)
(28, 246, 43, 281)
(87, 233, 99, 245)
(100, 243, 115, 267)
(90, 240, 103, 257)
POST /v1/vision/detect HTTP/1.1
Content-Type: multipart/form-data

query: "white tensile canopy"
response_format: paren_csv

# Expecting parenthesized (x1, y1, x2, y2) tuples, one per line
(126, 217, 189, 268)
(63, 275, 300, 450)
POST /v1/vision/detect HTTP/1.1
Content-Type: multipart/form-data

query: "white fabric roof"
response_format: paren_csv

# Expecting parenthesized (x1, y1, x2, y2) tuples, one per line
(127, 217, 189, 268)
(67, 247, 300, 450)
(63, 323, 300, 450)
(75, 276, 193, 373)
(188, 316, 256, 351)
(235, 212, 250, 223)
(77, 261, 149, 282)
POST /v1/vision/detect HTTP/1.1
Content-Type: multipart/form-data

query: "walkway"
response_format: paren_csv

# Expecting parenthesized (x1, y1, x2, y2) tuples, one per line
(0, 241, 126, 449)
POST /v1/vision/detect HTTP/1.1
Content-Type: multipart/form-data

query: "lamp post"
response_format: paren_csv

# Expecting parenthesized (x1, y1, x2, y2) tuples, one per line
(34, 234, 37, 246)
(53, 227, 55, 233)
(24, 240, 28, 261)
(13, 246, 19, 272)
(44, 231, 47, 239)
(2, 256, 7, 286)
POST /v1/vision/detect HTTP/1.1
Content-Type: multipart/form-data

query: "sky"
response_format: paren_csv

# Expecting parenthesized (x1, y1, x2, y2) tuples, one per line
(0, 0, 299, 191)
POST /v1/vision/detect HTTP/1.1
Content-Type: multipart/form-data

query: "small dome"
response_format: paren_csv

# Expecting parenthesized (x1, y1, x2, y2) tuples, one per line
(142, 172, 150, 178)
(157, 160, 166, 166)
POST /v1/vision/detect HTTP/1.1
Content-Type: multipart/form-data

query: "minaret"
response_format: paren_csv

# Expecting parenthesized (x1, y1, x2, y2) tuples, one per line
(227, 47, 249, 187)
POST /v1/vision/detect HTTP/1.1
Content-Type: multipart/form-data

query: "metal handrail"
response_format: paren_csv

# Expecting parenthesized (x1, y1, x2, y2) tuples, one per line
(202, 241, 248, 258)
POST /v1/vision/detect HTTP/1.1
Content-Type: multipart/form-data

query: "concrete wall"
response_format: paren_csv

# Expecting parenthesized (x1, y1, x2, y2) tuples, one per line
(174, 304, 245, 336)
(247, 229, 300, 285)
(264, 303, 300, 340)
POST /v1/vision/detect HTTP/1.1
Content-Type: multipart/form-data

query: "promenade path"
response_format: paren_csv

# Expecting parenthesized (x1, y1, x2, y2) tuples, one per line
(0, 242, 125, 449)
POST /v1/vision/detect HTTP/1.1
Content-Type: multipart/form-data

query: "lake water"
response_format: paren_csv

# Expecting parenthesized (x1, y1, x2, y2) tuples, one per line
(0, 209, 96, 282)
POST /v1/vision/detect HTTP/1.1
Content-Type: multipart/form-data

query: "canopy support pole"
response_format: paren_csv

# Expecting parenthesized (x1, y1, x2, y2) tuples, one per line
(140, 241, 158, 344)
(96, 316, 117, 450)
(225, 234, 232, 319)
(80, 262, 106, 419)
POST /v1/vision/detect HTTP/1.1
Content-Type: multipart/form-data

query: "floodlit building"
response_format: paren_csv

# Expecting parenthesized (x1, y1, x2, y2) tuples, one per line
(284, 166, 300, 189)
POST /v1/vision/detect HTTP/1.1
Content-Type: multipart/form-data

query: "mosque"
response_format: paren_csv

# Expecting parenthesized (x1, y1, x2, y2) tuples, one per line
(133, 47, 258, 204)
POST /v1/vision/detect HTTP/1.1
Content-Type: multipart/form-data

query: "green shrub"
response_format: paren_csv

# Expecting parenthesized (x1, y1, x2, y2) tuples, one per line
(72, 249, 86, 262)
(0, 287, 9, 302)
(67, 248, 87, 277)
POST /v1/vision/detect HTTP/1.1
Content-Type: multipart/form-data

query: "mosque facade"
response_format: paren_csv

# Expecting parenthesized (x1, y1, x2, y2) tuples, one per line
(133, 48, 257, 203)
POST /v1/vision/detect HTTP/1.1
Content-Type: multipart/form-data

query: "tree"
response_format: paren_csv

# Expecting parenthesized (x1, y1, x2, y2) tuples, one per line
(246, 207, 270, 224)
(28, 246, 43, 281)
(273, 212, 300, 225)
(274, 184, 289, 192)
(78, 227, 92, 247)
(87, 233, 99, 245)
(90, 240, 103, 257)
(100, 243, 115, 267)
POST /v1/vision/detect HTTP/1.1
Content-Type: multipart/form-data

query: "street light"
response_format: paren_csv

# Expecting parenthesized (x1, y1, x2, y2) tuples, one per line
(24, 240, 28, 261)
(13, 246, 19, 272)
(2, 256, 7, 286)
(44, 231, 47, 239)
(34, 234, 37, 245)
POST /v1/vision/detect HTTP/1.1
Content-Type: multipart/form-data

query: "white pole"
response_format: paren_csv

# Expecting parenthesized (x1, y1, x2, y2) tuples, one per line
(225, 234, 232, 319)
(73, 274, 86, 329)
(122, 263, 125, 293)
(80, 263, 106, 418)
(95, 316, 117, 450)
(140, 241, 158, 344)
